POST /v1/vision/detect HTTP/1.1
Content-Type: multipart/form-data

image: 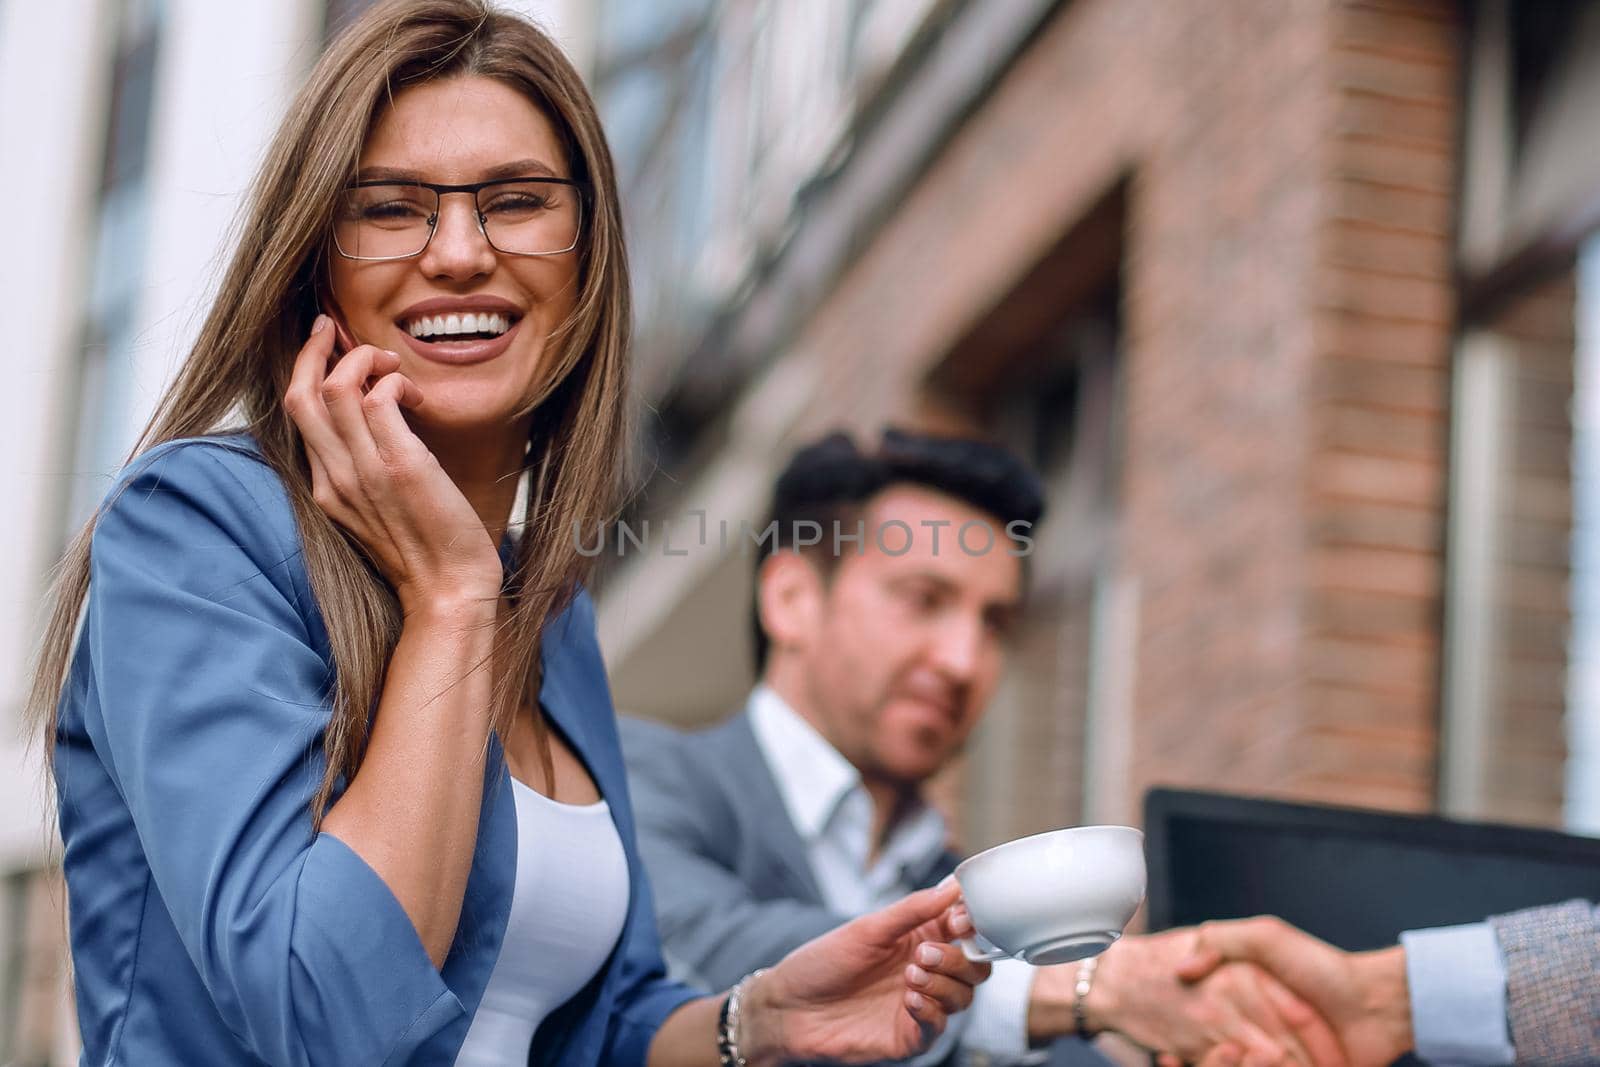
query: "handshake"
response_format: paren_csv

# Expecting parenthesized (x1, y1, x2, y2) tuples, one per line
(1042, 917, 1413, 1067)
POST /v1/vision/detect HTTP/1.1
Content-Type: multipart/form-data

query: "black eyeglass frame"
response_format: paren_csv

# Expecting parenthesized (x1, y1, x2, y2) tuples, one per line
(331, 176, 590, 261)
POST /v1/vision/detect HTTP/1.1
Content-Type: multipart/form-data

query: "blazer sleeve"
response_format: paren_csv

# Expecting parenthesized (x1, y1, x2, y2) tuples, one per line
(1487, 899, 1600, 1066)
(620, 720, 841, 991)
(82, 442, 464, 1067)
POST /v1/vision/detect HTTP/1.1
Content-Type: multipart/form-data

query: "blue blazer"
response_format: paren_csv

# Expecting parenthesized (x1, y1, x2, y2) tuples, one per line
(55, 435, 698, 1066)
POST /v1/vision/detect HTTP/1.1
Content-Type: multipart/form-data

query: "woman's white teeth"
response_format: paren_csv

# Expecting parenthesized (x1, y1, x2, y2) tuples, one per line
(406, 312, 511, 339)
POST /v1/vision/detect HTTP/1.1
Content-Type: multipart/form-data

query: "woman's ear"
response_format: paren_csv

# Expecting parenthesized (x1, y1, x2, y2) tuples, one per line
(757, 552, 826, 659)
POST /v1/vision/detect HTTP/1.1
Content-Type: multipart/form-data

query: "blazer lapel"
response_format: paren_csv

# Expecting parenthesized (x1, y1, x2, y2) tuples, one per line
(534, 619, 620, 820)
(519, 598, 629, 1067)
(713, 711, 827, 906)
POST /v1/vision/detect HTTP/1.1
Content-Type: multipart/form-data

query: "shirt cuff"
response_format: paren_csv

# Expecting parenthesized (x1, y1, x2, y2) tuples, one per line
(1400, 921, 1514, 1066)
(962, 958, 1045, 1063)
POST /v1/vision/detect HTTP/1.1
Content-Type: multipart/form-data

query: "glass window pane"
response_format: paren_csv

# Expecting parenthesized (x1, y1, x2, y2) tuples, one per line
(1567, 237, 1600, 833)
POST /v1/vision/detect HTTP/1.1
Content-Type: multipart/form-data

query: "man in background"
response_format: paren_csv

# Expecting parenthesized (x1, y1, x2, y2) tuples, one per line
(622, 428, 1341, 1066)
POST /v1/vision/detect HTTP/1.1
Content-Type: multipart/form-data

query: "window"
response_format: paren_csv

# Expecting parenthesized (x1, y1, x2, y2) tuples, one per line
(63, 0, 164, 532)
(1443, 0, 1600, 830)
(1566, 240, 1600, 832)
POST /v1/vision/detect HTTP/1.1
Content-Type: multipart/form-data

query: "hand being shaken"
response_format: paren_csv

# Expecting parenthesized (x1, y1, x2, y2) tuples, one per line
(1043, 926, 1349, 1067)
(1163, 917, 1414, 1067)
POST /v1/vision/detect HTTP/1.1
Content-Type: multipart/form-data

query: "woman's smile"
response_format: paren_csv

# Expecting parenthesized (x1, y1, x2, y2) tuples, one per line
(395, 295, 524, 366)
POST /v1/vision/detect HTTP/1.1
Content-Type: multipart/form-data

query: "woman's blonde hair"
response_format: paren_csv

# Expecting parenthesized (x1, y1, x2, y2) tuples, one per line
(30, 0, 631, 821)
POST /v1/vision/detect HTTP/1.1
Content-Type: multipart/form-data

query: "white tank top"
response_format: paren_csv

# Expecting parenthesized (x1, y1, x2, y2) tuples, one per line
(453, 778, 631, 1067)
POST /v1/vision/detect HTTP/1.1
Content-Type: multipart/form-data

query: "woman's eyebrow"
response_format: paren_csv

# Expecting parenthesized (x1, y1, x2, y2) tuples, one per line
(483, 158, 558, 180)
(354, 165, 421, 182)
(354, 158, 561, 183)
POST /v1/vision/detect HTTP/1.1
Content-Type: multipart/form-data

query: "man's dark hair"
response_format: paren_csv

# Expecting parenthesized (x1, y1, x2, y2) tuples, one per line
(750, 427, 1046, 671)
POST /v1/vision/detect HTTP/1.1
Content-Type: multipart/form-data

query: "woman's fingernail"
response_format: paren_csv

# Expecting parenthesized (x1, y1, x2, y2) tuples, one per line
(906, 964, 929, 987)
(917, 943, 941, 966)
(312, 314, 329, 334)
(905, 992, 926, 1011)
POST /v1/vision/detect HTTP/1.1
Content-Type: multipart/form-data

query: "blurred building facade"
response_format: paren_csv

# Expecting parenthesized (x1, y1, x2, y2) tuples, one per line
(592, 0, 1600, 855)
(2, 0, 1600, 1062)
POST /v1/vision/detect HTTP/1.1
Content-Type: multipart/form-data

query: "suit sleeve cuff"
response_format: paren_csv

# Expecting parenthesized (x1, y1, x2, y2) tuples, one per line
(1400, 921, 1514, 1066)
(962, 958, 1050, 1063)
(605, 982, 704, 1067)
(291, 832, 465, 1060)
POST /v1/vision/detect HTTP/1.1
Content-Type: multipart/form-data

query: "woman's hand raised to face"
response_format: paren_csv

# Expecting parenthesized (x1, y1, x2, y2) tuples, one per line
(739, 878, 991, 1066)
(284, 315, 505, 616)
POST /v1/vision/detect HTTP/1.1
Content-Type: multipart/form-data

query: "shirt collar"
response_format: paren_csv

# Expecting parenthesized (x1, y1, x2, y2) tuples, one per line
(748, 684, 862, 841)
(747, 685, 947, 865)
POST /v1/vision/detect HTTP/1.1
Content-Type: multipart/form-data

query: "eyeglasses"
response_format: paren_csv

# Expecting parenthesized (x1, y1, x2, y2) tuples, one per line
(332, 177, 586, 261)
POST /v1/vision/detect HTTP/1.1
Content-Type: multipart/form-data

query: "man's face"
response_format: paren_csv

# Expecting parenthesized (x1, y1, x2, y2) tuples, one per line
(795, 486, 1024, 788)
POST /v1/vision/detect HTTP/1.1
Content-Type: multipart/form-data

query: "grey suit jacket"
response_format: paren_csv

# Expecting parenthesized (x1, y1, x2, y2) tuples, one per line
(1486, 899, 1599, 1066)
(620, 711, 1111, 1067)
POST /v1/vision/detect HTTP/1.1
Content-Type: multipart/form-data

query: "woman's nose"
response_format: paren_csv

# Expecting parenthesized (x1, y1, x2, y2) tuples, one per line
(419, 194, 496, 279)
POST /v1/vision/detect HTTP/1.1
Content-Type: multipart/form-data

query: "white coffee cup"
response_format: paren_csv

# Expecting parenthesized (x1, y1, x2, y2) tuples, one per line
(955, 825, 1146, 966)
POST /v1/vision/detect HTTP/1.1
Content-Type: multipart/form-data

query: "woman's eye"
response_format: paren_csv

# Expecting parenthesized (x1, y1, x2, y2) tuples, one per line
(360, 201, 429, 222)
(484, 193, 555, 215)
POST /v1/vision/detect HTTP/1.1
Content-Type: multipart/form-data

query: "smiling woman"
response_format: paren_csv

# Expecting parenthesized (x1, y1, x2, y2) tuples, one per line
(325, 77, 583, 436)
(27, 2, 990, 1066)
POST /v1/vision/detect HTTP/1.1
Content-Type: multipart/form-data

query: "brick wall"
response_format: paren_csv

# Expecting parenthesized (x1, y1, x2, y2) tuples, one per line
(1298, 0, 1460, 813)
(767, 0, 1496, 836)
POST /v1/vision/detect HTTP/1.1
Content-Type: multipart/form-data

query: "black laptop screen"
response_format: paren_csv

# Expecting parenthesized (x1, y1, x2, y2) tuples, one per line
(1145, 787, 1600, 941)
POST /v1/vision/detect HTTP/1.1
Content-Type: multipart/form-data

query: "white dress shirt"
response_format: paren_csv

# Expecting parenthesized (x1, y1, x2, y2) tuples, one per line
(748, 685, 1042, 1065)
